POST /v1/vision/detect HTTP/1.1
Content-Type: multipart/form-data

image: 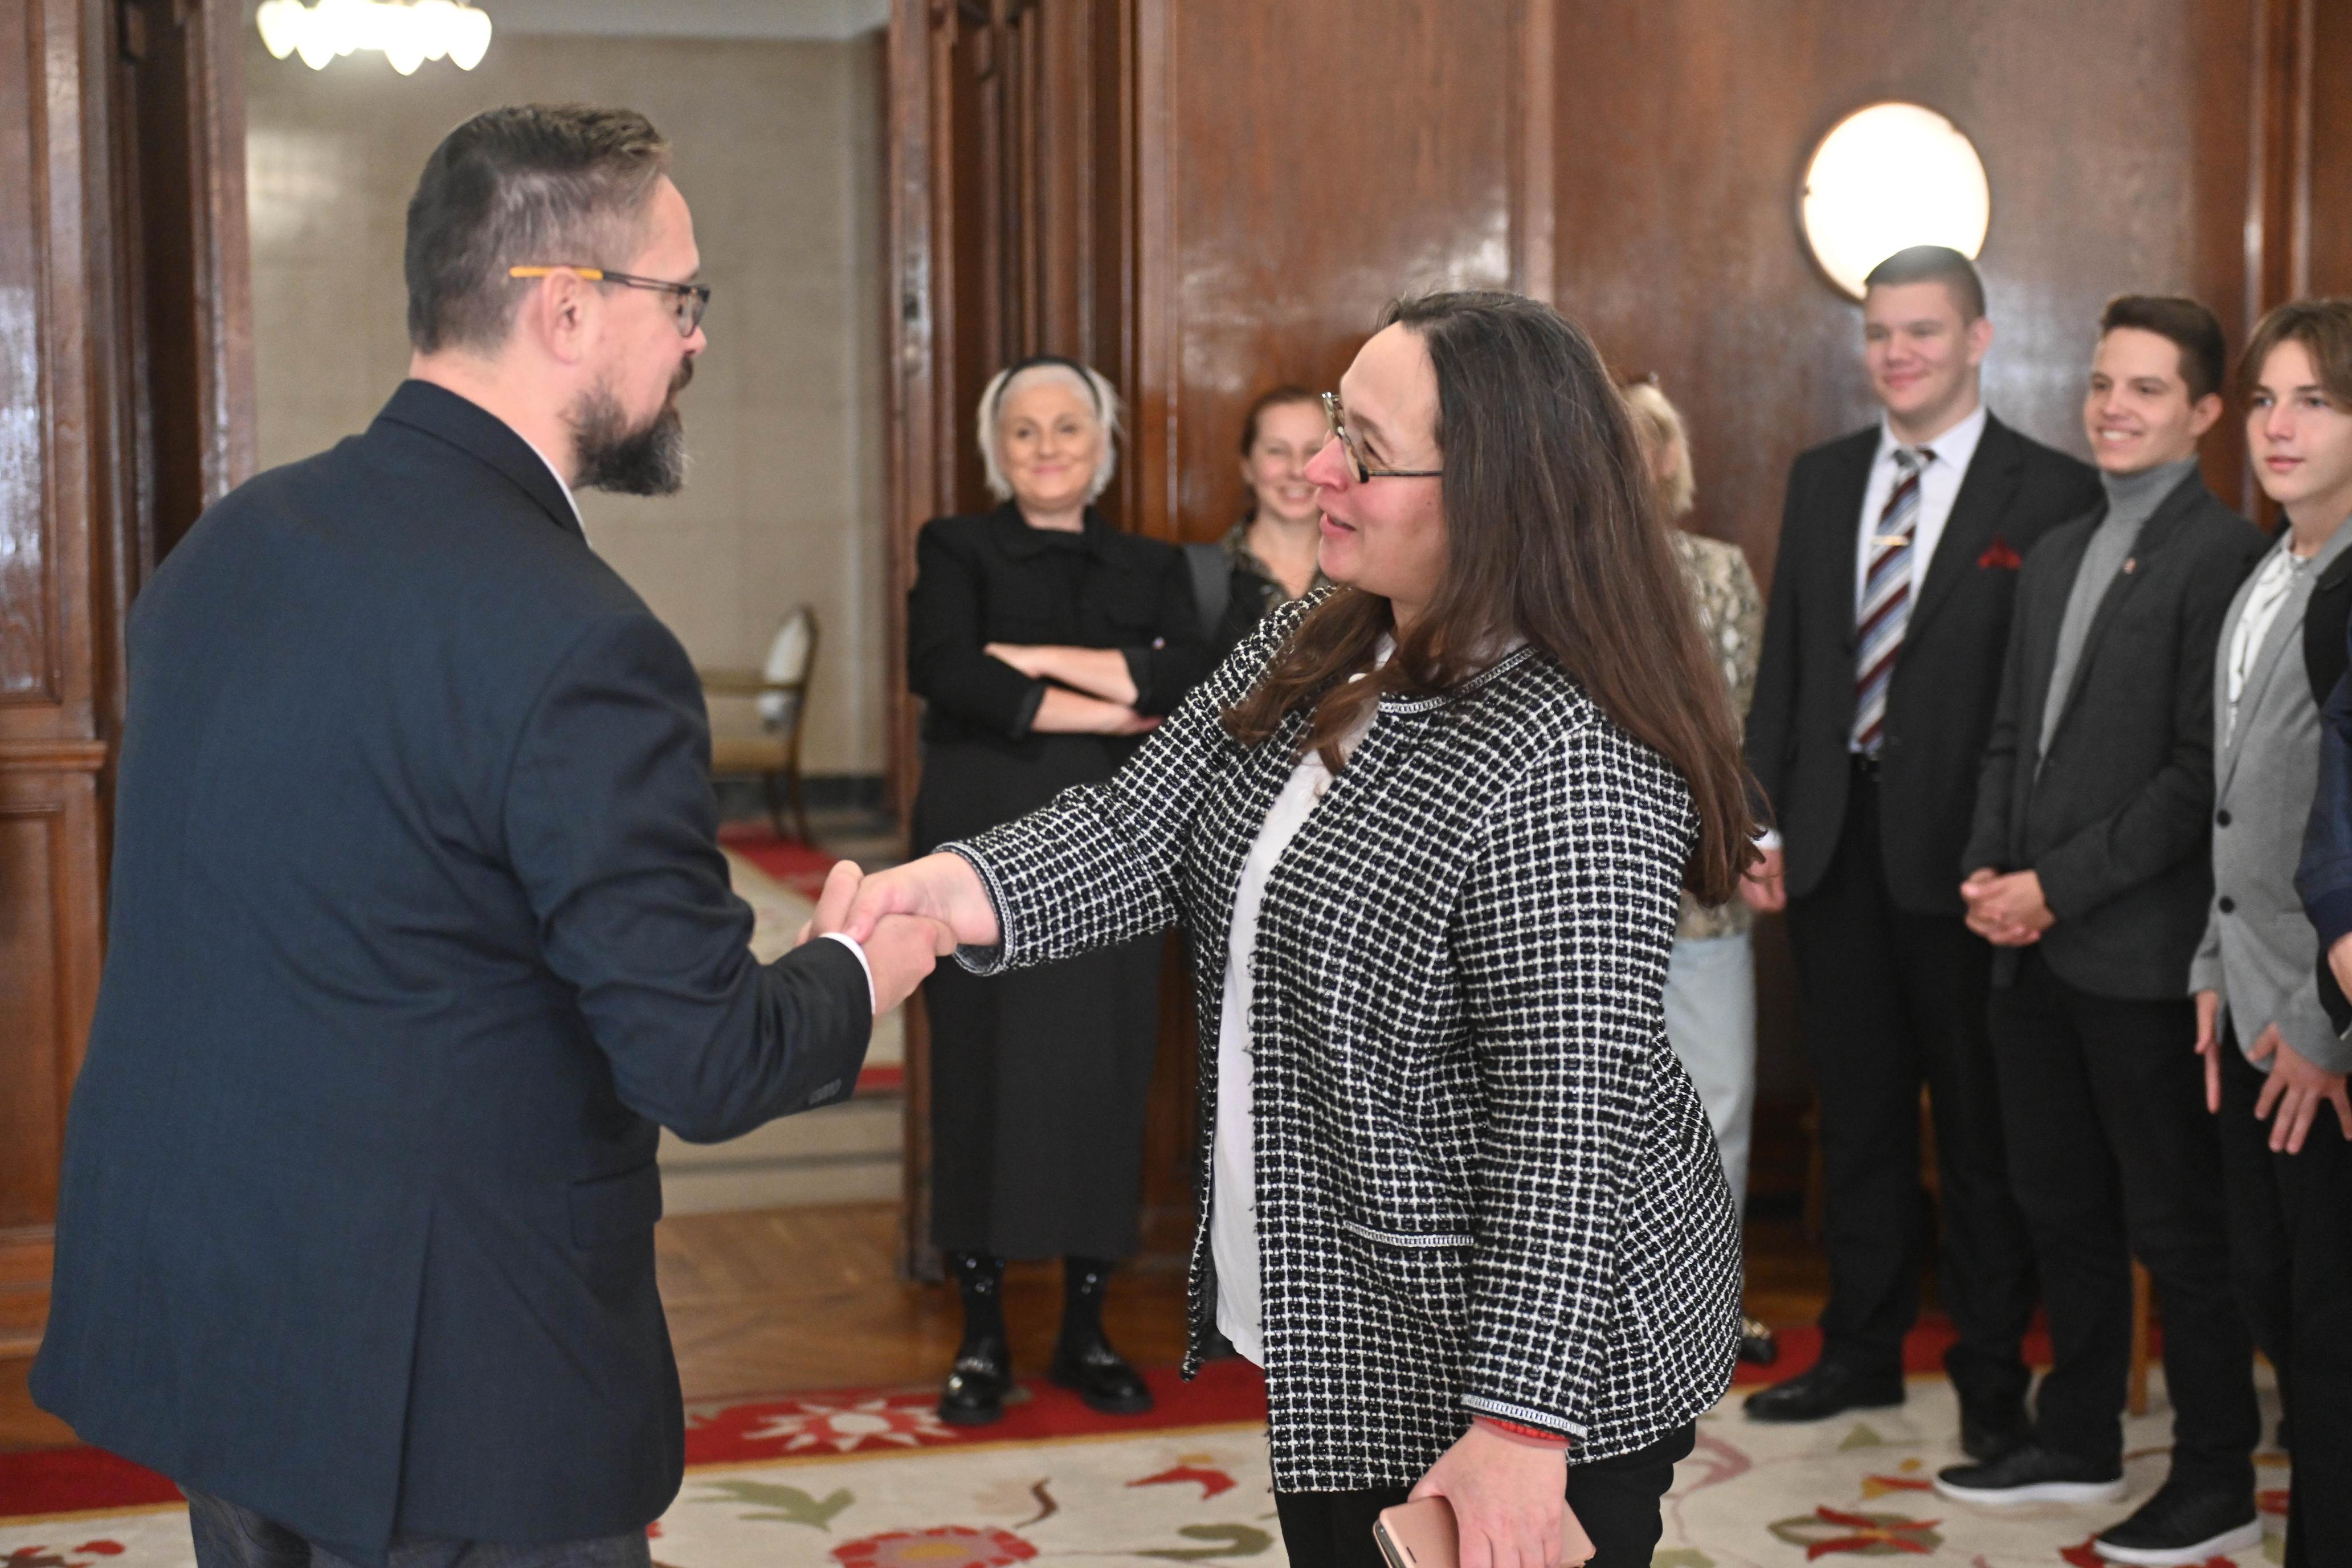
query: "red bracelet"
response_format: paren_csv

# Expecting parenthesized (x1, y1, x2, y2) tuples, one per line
(1472, 1415, 1569, 1449)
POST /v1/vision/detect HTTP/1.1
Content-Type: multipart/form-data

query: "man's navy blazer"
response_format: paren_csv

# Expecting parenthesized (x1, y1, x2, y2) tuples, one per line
(31, 382, 872, 1564)
(1746, 414, 2102, 914)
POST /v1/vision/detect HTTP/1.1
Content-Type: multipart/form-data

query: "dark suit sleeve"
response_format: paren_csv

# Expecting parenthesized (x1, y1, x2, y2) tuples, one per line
(2032, 532, 2242, 922)
(1121, 548, 1212, 715)
(2297, 665, 2352, 953)
(503, 611, 873, 1144)
(1742, 463, 1807, 828)
(1962, 565, 2034, 877)
(908, 522, 1048, 739)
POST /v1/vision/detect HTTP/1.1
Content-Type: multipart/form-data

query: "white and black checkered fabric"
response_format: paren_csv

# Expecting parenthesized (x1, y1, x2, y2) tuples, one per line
(945, 596, 1740, 1488)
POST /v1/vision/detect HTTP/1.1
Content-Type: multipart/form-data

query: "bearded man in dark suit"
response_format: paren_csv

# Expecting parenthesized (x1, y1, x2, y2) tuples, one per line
(1741, 246, 2101, 1455)
(32, 105, 946, 1568)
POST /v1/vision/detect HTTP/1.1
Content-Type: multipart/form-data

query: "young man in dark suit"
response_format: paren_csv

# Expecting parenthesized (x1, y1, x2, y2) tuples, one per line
(1937, 297, 2265, 1564)
(31, 107, 948, 1568)
(1743, 247, 2101, 1452)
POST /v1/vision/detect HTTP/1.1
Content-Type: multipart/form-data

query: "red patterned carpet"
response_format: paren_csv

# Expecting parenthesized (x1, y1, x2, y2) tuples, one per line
(0, 1355, 2284, 1567)
(0, 1321, 2072, 1522)
(0, 1361, 1271, 1520)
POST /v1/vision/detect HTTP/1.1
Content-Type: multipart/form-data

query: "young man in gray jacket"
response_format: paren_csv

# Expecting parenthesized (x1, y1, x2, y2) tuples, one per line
(2217, 300, 2352, 1568)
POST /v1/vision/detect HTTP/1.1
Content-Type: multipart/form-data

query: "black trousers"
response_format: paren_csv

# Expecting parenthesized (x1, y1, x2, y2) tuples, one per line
(2217, 1031, 2352, 1567)
(1784, 766, 2036, 1417)
(1988, 952, 2257, 1487)
(1272, 1424, 1694, 1568)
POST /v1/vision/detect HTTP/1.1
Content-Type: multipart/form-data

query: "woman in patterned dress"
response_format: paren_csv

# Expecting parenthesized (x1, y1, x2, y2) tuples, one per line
(847, 294, 1751, 1568)
(1622, 377, 1776, 1367)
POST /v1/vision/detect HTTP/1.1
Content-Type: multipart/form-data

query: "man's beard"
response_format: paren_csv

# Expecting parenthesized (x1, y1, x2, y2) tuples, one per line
(570, 362, 692, 496)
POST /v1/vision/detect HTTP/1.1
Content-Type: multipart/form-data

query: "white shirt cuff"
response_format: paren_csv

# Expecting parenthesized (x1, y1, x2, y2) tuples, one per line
(1753, 829, 1782, 852)
(820, 931, 876, 1012)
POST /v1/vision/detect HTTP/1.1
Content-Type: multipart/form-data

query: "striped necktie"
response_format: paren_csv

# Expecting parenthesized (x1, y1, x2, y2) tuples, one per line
(1852, 446, 1932, 754)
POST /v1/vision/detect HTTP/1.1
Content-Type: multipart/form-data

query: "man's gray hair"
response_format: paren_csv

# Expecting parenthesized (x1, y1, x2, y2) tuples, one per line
(405, 104, 672, 354)
(975, 360, 1122, 505)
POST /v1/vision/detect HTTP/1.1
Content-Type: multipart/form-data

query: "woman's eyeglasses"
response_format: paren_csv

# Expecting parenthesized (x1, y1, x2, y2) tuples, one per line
(1321, 391, 1441, 484)
(508, 265, 711, 337)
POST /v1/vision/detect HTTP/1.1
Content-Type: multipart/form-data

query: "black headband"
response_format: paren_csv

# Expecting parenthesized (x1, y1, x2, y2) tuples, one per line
(993, 354, 1105, 420)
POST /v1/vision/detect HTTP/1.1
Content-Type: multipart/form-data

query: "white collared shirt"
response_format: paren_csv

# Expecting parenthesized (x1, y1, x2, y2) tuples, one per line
(520, 433, 588, 533)
(1851, 401, 1990, 620)
(2226, 542, 2308, 742)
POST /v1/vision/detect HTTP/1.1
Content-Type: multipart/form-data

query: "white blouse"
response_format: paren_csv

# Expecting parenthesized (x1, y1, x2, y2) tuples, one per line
(1212, 668, 1380, 1363)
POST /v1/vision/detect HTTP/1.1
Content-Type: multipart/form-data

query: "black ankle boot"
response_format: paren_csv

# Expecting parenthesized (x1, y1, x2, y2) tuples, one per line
(938, 1251, 1011, 1427)
(1049, 1256, 1153, 1415)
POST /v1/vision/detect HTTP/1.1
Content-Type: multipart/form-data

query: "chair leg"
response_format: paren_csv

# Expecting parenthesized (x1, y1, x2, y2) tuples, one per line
(787, 762, 812, 847)
(762, 771, 787, 839)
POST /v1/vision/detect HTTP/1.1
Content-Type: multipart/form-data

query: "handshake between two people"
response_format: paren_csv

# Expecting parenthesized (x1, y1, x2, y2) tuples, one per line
(792, 853, 1008, 1016)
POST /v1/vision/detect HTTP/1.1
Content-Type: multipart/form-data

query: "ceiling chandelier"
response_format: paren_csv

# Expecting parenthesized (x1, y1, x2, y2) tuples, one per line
(255, 0, 494, 75)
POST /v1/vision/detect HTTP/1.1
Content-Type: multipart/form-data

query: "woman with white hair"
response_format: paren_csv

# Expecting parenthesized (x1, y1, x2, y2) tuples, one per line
(906, 354, 1207, 1426)
(1621, 374, 1776, 1367)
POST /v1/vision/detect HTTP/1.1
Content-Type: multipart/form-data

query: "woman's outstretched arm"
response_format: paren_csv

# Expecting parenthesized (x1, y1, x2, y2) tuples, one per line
(849, 595, 1320, 970)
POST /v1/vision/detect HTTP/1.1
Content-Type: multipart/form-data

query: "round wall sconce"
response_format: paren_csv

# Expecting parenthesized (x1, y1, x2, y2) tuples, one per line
(1799, 103, 1990, 299)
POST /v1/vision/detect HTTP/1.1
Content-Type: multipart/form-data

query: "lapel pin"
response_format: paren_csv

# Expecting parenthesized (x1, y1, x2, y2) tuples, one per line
(2123, 558, 2138, 574)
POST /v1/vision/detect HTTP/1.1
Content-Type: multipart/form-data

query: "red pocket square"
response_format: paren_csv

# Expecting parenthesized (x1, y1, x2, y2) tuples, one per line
(1978, 537, 2023, 570)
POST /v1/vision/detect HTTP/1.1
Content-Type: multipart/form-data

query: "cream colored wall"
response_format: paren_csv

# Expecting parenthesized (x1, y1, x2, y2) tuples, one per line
(243, 30, 888, 777)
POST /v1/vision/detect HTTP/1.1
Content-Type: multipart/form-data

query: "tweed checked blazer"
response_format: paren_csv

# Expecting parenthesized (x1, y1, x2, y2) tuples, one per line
(945, 597, 1741, 1489)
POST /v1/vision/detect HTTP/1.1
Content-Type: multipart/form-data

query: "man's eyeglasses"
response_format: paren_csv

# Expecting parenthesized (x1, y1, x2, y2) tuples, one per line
(508, 265, 710, 337)
(1322, 391, 1441, 483)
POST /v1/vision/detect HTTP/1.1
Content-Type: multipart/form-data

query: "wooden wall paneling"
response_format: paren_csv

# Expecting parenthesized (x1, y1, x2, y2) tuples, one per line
(1511, 0, 1556, 308)
(0, 0, 108, 1356)
(1552, 1, 2257, 601)
(2247, 0, 2352, 306)
(1138, 0, 1528, 545)
(0, 761, 104, 1354)
(2302, 0, 2352, 296)
(2245, 0, 2312, 326)
(0, 0, 253, 1352)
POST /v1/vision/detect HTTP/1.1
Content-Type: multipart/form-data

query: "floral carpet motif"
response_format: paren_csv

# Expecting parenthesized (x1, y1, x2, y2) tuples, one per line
(0, 1368, 2291, 1565)
(1656, 1369, 2288, 1566)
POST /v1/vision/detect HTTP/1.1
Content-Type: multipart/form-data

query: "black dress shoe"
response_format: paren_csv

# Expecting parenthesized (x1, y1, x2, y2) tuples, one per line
(938, 1334, 1012, 1427)
(1737, 1315, 1780, 1365)
(2092, 1480, 2261, 1566)
(1934, 1442, 2124, 1505)
(1049, 1329, 1154, 1415)
(1743, 1361, 1904, 1423)
(1958, 1404, 2031, 1463)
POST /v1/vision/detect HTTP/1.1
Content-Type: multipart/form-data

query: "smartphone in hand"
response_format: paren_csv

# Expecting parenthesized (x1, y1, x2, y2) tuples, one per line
(1371, 1496, 1595, 1568)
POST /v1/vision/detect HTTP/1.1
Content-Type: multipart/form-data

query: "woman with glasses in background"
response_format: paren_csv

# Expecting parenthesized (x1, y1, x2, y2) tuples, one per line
(847, 294, 1747, 1568)
(904, 356, 1207, 1428)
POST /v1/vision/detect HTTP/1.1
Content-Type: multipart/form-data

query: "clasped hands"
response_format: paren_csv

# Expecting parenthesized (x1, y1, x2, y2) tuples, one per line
(1959, 867, 2053, 946)
(793, 854, 1006, 1015)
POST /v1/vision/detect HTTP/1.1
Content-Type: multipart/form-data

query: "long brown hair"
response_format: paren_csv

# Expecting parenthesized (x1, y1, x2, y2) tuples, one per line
(1222, 291, 1755, 904)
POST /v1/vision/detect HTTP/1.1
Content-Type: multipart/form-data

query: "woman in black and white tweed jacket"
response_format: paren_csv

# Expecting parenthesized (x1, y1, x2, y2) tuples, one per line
(843, 293, 1754, 1568)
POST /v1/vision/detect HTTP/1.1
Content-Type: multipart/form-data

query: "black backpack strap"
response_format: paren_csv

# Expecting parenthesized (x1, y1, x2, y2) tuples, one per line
(1185, 541, 1234, 643)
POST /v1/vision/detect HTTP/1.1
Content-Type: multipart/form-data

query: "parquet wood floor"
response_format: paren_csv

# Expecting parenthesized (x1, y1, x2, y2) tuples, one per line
(2, 1203, 1827, 1453)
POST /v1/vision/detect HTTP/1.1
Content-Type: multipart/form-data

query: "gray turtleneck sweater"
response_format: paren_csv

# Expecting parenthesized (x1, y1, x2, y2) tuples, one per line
(2037, 455, 2203, 762)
